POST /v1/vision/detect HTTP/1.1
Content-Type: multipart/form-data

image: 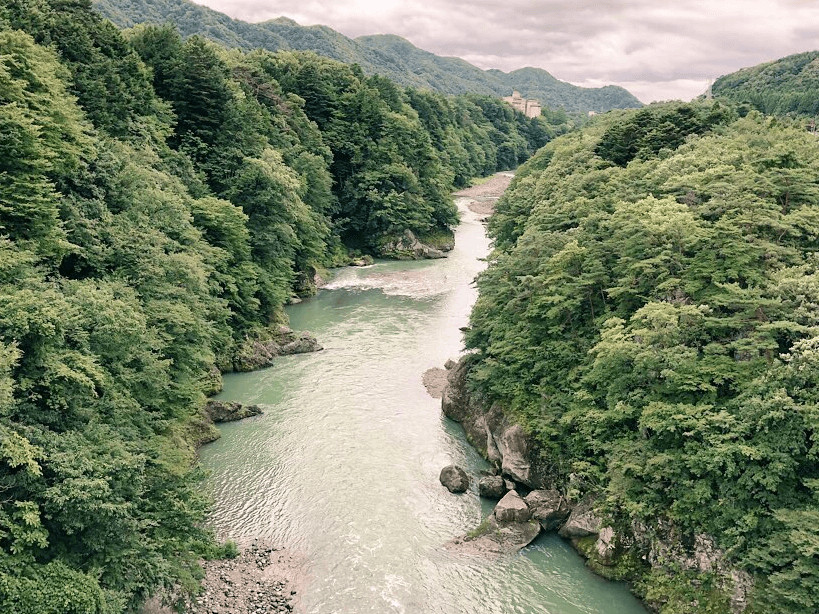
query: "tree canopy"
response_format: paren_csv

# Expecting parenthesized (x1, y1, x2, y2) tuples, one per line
(0, 3, 557, 610)
(466, 102, 819, 613)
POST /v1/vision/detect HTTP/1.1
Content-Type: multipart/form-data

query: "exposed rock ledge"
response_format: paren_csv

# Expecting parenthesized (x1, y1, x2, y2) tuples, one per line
(378, 229, 453, 260)
(233, 326, 323, 373)
(187, 401, 264, 449)
(440, 355, 753, 613)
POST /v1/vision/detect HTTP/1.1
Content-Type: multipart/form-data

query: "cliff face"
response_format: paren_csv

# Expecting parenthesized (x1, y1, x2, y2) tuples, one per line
(441, 356, 753, 613)
(441, 357, 553, 489)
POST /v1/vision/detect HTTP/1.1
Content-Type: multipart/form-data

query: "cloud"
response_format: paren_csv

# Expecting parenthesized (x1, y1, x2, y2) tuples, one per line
(196, 0, 819, 102)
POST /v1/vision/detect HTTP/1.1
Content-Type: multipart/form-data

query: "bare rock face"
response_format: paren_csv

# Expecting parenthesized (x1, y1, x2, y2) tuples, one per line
(558, 496, 602, 539)
(447, 491, 541, 556)
(496, 424, 532, 485)
(478, 475, 507, 499)
(525, 490, 571, 531)
(422, 367, 449, 399)
(204, 400, 263, 423)
(441, 358, 474, 424)
(233, 326, 322, 372)
(379, 229, 449, 260)
(440, 465, 470, 493)
(493, 491, 531, 523)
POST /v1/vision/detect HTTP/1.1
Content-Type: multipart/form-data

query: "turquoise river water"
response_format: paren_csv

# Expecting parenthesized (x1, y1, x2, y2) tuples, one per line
(201, 197, 647, 614)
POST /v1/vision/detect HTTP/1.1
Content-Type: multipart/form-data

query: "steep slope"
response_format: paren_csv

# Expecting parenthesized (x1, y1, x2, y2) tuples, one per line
(92, 0, 642, 113)
(712, 50, 819, 117)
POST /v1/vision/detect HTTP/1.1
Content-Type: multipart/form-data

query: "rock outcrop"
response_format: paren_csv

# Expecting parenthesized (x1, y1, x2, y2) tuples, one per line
(439, 465, 470, 493)
(440, 355, 754, 611)
(524, 489, 571, 531)
(378, 229, 452, 260)
(204, 400, 263, 423)
(448, 490, 541, 555)
(233, 326, 323, 372)
(558, 496, 601, 539)
(441, 357, 550, 489)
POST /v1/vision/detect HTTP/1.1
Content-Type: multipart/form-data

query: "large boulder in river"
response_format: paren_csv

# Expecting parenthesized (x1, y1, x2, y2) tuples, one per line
(525, 490, 571, 531)
(233, 326, 323, 372)
(440, 465, 470, 493)
(493, 491, 531, 523)
(379, 229, 450, 260)
(478, 475, 506, 499)
(204, 400, 263, 423)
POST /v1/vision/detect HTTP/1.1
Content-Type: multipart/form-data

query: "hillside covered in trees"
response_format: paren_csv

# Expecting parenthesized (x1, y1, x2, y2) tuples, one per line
(712, 50, 819, 118)
(0, 0, 559, 610)
(91, 0, 643, 114)
(464, 101, 819, 613)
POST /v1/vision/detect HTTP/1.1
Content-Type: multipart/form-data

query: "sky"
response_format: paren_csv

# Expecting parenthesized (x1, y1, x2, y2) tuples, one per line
(195, 0, 819, 103)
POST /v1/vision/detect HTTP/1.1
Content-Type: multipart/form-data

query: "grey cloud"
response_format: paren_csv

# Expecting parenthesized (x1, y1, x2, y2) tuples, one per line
(198, 0, 819, 102)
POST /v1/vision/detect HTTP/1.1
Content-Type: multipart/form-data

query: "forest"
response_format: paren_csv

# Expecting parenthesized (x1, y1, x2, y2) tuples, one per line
(91, 0, 643, 114)
(0, 0, 561, 611)
(466, 101, 819, 613)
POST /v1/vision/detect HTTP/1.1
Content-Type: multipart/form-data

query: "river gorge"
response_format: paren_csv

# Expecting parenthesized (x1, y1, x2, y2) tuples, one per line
(199, 181, 647, 614)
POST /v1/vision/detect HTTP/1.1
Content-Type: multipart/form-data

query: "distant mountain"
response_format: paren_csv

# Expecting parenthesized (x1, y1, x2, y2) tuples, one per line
(712, 50, 819, 117)
(92, 0, 642, 113)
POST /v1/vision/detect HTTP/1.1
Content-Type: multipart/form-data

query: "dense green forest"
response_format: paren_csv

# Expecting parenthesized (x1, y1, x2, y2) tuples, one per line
(465, 101, 819, 612)
(712, 50, 819, 118)
(91, 0, 643, 113)
(0, 0, 558, 610)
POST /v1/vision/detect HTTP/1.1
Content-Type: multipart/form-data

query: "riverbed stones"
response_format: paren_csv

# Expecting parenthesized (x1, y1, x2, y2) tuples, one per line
(440, 465, 470, 493)
(478, 475, 506, 499)
(524, 490, 571, 531)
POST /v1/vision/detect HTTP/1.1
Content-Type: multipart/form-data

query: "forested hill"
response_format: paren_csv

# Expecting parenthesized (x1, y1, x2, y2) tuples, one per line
(0, 0, 558, 610)
(91, 0, 643, 113)
(466, 101, 819, 613)
(712, 50, 819, 117)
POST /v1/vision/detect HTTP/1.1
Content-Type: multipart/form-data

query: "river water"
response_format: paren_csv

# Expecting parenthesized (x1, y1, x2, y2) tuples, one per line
(201, 197, 646, 614)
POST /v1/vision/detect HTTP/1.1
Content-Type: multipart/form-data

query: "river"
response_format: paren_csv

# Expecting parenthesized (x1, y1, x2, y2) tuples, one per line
(200, 192, 647, 614)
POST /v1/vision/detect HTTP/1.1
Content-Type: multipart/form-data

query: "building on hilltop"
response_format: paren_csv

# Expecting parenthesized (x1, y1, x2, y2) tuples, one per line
(502, 91, 542, 118)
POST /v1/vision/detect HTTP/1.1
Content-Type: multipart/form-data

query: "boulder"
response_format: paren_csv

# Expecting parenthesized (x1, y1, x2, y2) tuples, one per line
(478, 475, 506, 499)
(496, 424, 532, 486)
(233, 327, 323, 371)
(558, 496, 601, 539)
(524, 490, 571, 531)
(493, 491, 531, 523)
(204, 400, 263, 423)
(447, 493, 541, 556)
(449, 515, 541, 556)
(422, 367, 449, 399)
(439, 465, 470, 493)
(280, 332, 322, 355)
(379, 229, 447, 260)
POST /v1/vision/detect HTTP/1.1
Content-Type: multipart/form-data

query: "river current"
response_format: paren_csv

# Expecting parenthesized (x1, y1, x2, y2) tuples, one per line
(201, 197, 647, 614)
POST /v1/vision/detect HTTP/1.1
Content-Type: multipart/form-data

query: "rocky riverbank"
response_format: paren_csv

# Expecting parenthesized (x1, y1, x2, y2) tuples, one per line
(434, 356, 753, 613)
(139, 541, 307, 614)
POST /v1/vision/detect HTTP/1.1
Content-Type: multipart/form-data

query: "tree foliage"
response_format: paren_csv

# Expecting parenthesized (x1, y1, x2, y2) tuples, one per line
(0, 4, 555, 611)
(466, 103, 819, 611)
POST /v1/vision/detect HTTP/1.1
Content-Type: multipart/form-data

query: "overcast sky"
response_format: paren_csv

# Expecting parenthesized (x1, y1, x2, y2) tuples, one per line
(196, 0, 819, 103)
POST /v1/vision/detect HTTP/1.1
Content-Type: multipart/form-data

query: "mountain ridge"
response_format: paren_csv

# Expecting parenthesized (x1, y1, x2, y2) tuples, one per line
(91, 0, 643, 113)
